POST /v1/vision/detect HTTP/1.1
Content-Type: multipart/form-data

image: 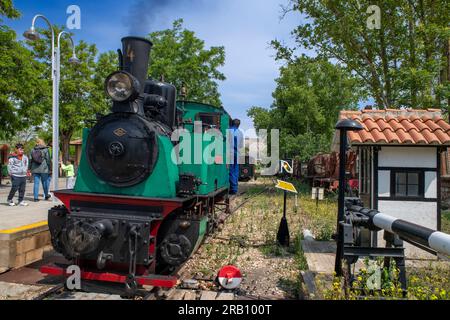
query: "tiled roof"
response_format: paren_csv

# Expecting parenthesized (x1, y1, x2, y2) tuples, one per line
(339, 108, 450, 145)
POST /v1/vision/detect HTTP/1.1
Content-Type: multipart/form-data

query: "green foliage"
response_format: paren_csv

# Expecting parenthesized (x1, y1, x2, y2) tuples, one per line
(147, 19, 226, 106)
(0, 25, 49, 140)
(248, 56, 360, 160)
(92, 50, 119, 116)
(277, 0, 450, 111)
(442, 210, 450, 234)
(295, 182, 337, 240)
(0, 0, 20, 20)
(323, 259, 450, 300)
(408, 264, 450, 300)
(23, 26, 117, 160)
(294, 235, 309, 271)
(0, 0, 45, 141)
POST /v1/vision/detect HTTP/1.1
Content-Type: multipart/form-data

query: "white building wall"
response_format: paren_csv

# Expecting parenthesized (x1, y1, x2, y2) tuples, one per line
(378, 147, 436, 168)
(378, 201, 437, 230)
(378, 170, 390, 197)
(376, 146, 438, 258)
(377, 201, 437, 259)
(425, 172, 437, 198)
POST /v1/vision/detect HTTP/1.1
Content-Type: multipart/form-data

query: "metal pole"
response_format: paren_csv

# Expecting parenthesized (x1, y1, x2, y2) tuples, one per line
(28, 15, 56, 201)
(333, 118, 363, 276)
(25, 17, 78, 200)
(54, 32, 77, 198)
(52, 44, 59, 201)
(334, 129, 347, 276)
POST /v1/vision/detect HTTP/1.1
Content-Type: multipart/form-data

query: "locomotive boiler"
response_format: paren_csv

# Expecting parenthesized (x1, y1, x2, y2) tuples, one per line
(41, 36, 231, 294)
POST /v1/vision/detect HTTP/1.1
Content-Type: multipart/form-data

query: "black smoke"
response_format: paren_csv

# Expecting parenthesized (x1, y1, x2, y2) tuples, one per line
(123, 0, 199, 36)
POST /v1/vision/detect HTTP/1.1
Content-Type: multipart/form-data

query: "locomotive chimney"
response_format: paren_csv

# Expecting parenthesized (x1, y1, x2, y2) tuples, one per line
(121, 36, 153, 93)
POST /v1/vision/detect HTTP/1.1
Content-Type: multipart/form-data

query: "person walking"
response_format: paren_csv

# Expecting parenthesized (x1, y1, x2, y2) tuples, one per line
(7, 143, 29, 206)
(29, 138, 52, 202)
(60, 159, 76, 189)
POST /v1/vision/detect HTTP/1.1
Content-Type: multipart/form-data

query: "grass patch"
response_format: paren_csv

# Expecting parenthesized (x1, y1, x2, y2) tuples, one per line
(441, 211, 450, 234)
(294, 235, 308, 271)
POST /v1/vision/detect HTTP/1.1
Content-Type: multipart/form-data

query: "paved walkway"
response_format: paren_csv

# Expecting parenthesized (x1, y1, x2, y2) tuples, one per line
(0, 178, 65, 231)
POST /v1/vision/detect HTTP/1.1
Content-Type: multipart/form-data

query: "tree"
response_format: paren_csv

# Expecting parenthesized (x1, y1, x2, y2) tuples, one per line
(24, 26, 117, 161)
(0, 2, 49, 140)
(0, 0, 20, 19)
(147, 19, 226, 106)
(91, 50, 119, 115)
(275, 0, 450, 111)
(248, 56, 361, 161)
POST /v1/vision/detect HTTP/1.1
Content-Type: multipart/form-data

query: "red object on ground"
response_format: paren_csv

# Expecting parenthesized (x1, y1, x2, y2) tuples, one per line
(217, 265, 242, 290)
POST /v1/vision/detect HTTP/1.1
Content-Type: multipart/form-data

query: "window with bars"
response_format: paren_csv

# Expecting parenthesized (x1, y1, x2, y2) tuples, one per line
(391, 170, 424, 199)
(359, 147, 372, 195)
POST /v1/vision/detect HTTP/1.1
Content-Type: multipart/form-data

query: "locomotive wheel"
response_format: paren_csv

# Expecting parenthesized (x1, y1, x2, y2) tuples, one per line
(160, 234, 192, 266)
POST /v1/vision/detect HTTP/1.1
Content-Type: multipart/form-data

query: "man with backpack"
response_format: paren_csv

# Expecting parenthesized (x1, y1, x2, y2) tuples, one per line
(29, 138, 52, 202)
(7, 143, 29, 206)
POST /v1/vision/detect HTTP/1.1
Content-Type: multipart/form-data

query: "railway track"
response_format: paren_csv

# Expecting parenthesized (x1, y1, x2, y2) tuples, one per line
(32, 283, 65, 300)
(31, 184, 269, 300)
(143, 185, 270, 300)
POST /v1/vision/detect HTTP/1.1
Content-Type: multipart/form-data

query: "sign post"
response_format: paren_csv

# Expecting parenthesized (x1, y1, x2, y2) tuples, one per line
(275, 180, 298, 246)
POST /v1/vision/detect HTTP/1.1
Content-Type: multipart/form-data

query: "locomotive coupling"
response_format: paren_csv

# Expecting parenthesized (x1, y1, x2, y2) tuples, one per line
(64, 219, 114, 256)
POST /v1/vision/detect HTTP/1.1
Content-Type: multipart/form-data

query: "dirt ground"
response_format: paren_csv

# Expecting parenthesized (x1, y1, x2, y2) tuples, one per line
(183, 178, 306, 299)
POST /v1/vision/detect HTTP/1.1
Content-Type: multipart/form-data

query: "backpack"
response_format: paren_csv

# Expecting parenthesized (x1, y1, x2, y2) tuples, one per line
(31, 149, 44, 164)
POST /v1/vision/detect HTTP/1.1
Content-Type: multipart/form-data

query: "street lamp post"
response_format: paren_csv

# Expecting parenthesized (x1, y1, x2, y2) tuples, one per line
(24, 15, 79, 201)
(55, 31, 80, 196)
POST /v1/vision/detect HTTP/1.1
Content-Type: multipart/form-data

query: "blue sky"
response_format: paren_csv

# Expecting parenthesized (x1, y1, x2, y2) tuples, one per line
(5, 0, 305, 133)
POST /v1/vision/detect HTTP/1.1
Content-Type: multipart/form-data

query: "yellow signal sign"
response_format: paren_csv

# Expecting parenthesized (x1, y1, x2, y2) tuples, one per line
(275, 180, 298, 194)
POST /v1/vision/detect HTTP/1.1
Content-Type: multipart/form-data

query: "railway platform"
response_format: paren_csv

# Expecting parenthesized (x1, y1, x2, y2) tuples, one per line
(0, 179, 65, 272)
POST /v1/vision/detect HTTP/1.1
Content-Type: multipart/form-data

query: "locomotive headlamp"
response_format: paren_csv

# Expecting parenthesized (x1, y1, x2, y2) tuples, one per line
(105, 71, 140, 102)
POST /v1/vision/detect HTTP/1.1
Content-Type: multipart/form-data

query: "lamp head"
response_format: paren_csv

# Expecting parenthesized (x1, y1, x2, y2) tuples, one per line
(23, 27, 39, 41)
(68, 55, 81, 65)
(335, 118, 364, 131)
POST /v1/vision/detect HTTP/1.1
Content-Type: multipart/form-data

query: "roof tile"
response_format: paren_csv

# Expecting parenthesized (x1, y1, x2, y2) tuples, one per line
(370, 129, 388, 143)
(411, 119, 429, 131)
(358, 130, 375, 143)
(421, 129, 441, 144)
(348, 131, 362, 143)
(340, 109, 450, 146)
(435, 118, 450, 131)
(363, 118, 381, 131)
(408, 129, 427, 144)
(383, 130, 401, 143)
(389, 120, 406, 132)
(399, 119, 416, 132)
(423, 119, 441, 131)
(434, 130, 450, 143)
(395, 129, 414, 143)
(375, 118, 390, 130)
